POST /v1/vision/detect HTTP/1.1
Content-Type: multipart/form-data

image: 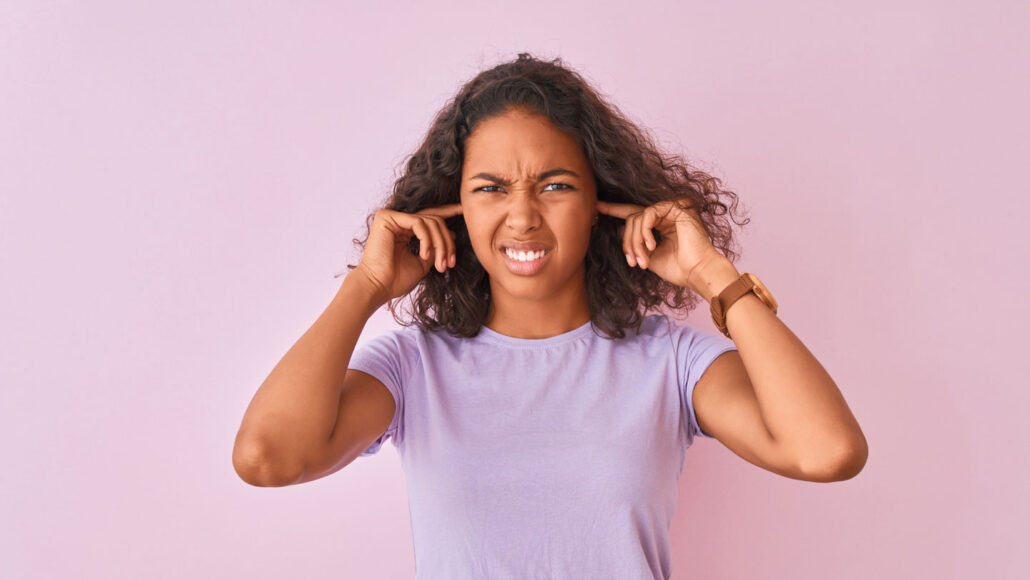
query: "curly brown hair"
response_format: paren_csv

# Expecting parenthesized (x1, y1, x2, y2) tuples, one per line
(343, 52, 750, 339)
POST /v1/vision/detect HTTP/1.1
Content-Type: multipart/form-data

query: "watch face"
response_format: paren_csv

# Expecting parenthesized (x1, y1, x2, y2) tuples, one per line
(744, 273, 778, 313)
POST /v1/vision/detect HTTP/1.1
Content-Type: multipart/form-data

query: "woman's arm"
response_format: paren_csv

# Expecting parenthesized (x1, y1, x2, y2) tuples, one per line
(232, 272, 387, 486)
(692, 259, 869, 481)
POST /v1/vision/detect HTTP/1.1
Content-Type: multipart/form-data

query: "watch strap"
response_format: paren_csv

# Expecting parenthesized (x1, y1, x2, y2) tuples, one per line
(710, 273, 776, 339)
(711, 275, 752, 338)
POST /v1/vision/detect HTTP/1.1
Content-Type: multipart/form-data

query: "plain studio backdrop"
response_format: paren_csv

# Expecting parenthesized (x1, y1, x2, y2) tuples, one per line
(2, 1, 1026, 578)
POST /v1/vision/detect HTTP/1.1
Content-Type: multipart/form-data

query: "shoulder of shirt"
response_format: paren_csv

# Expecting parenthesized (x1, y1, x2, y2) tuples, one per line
(634, 313, 714, 342)
(356, 322, 425, 347)
(638, 313, 679, 337)
(373, 321, 468, 345)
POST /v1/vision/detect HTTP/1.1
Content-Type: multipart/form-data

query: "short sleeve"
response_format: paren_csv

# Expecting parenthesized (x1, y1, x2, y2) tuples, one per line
(347, 328, 415, 456)
(671, 320, 738, 442)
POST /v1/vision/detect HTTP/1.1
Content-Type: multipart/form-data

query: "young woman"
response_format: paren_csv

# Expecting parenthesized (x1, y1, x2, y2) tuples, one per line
(233, 53, 867, 578)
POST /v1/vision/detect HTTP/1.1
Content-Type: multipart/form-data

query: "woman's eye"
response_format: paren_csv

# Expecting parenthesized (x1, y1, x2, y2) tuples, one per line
(475, 186, 504, 193)
(543, 182, 574, 191)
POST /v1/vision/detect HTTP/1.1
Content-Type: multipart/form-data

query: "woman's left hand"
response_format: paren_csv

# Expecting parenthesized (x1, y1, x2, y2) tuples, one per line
(596, 198, 730, 292)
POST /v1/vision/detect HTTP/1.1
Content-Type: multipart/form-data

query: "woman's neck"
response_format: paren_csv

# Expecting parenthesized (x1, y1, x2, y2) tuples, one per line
(483, 279, 591, 340)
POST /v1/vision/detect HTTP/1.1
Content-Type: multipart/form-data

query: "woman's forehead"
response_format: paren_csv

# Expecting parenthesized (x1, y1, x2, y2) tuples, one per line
(464, 124, 587, 174)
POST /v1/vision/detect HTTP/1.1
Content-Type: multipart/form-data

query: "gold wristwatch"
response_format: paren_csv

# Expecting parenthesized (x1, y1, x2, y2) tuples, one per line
(710, 272, 778, 339)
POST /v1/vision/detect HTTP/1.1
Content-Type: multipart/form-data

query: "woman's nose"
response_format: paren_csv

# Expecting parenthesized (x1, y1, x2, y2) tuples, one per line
(504, 192, 542, 231)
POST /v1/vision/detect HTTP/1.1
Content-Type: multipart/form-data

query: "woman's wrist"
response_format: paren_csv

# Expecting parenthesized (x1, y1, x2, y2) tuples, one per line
(337, 269, 390, 314)
(689, 258, 742, 302)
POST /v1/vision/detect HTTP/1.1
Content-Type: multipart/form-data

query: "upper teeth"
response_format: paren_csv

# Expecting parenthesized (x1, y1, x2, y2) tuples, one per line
(504, 248, 547, 261)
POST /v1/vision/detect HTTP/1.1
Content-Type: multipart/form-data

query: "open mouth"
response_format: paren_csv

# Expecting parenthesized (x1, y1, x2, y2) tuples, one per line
(500, 246, 552, 276)
(501, 246, 551, 262)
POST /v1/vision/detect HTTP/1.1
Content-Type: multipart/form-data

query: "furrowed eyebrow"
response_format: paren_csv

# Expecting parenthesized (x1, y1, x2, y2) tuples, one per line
(470, 168, 580, 186)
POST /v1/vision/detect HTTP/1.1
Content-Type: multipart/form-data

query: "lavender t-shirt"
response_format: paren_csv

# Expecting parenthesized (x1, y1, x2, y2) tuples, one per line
(347, 313, 736, 580)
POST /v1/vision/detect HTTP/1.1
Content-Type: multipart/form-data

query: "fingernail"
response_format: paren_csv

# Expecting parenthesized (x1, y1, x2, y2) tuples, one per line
(626, 253, 634, 266)
(637, 255, 647, 268)
(449, 254, 456, 267)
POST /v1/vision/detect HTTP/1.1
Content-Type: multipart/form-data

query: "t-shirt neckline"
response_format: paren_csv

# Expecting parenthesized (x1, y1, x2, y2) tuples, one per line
(475, 319, 597, 348)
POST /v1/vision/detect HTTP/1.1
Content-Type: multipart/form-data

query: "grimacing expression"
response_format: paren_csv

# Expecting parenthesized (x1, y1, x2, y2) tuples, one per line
(459, 107, 598, 301)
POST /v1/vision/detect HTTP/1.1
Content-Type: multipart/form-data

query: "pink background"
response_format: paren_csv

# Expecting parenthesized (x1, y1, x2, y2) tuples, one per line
(2, 1, 1026, 578)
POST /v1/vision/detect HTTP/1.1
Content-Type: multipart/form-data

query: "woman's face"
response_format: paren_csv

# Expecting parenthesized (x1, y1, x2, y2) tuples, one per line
(459, 107, 597, 303)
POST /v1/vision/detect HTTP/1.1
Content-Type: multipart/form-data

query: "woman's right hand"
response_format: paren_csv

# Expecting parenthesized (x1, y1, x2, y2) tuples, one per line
(350, 204, 464, 303)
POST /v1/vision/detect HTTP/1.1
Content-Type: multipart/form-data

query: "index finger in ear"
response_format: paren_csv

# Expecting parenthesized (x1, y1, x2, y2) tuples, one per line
(419, 203, 464, 219)
(595, 200, 645, 221)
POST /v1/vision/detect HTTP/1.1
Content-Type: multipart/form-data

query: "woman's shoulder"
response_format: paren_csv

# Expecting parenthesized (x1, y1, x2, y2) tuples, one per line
(630, 313, 717, 343)
(356, 322, 427, 352)
(635, 313, 678, 337)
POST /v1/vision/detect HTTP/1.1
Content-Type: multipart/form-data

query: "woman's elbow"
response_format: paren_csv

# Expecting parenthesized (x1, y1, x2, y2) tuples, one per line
(801, 434, 868, 482)
(232, 439, 302, 487)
